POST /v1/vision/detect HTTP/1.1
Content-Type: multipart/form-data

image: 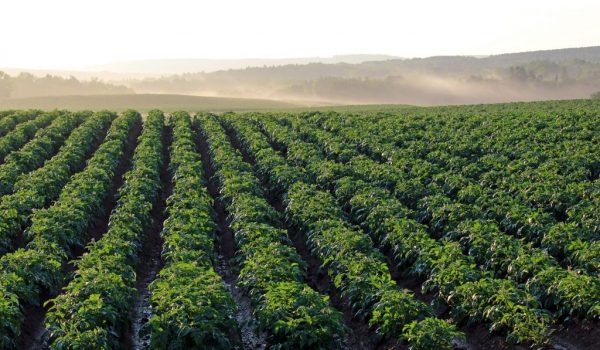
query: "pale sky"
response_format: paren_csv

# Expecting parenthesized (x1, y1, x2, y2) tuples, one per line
(1, 0, 599, 69)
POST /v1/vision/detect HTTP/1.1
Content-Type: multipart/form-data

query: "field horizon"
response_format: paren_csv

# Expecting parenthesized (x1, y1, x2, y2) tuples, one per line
(3, 92, 599, 114)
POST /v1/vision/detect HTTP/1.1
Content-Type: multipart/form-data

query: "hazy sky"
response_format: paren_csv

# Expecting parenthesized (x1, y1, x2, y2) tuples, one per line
(2, 0, 599, 69)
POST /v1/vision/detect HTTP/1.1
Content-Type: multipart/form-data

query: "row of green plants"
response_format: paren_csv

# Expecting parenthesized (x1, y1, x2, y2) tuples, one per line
(0, 112, 56, 162)
(282, 113, 590, 290)
(0, 110, 16, 119)
(0, 110, 40, 137)
(225, 116, 463, 350)
(278, 123, 551, 343)
(0, 111, 115, 255)
(45, 110, 164, 348)
(311, 110, 599, 276)
(286, 114, 600, 318)
(146, 112, 237, 349)
(0, 111, 138, 348)
(0, 111, 85, 196)
(197, 114, 344, 349)
(322, 105, 597, 207)
(253, 116, 556, 345)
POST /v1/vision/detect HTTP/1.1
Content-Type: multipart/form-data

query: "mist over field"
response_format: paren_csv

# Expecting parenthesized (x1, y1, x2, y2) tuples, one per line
(2, 2, 600, 349)
(2, 1, 600, 107)
(3, 46, 600, 106)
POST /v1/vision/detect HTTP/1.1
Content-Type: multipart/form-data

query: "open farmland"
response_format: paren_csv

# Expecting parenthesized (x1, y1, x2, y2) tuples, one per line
(0, 100, 598, 350)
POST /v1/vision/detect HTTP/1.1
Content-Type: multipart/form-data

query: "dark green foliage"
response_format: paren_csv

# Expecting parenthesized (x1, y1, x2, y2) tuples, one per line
(0, 111, 137, 348)
(198, 114, 343, 349)
(45, 110, 163, 348)
(146, 111, 236, 349)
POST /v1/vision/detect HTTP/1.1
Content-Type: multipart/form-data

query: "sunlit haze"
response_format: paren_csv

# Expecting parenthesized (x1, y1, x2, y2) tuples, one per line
(1, 0, 599, 69)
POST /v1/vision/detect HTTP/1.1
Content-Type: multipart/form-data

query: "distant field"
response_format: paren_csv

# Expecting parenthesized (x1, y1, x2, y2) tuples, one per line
(0, 94, 302, 112)
(0, 93, 421, 114)
(1, 94, 597, 115)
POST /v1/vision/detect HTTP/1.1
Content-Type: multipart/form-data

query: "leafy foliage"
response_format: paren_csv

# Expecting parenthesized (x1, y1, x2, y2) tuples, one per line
(0, 111, 113, 255)
(146, 111, 236, 349)
(226, 116, 461, 346)
(402, 318, 465, 350)
(45, 110, 163, 348)
(198, 114, 343, 349)
(0, 100, 596, 348)
(0, 111, 137, 348)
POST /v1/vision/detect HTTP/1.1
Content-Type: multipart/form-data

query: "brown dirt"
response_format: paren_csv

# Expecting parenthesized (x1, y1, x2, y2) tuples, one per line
(15, 118, 142, 350)
(122, 124, 172, 349)
(195, 123, 266, 350)
(550, 320, 600, 350)
(454, 324, 526, 350)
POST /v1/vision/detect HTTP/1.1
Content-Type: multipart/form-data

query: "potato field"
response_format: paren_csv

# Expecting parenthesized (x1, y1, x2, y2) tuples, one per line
(0, 100, 598, 350)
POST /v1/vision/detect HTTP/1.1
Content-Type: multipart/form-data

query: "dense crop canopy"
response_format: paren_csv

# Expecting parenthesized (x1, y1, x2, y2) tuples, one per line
(0, 101, 596, 349)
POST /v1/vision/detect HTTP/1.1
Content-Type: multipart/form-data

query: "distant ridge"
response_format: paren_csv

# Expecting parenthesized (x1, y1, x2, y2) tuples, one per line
(487, 45, 600, 64)
(84, 46, 600, 76)
(86, 55, 400, 75)
(4, 45, 600, 106)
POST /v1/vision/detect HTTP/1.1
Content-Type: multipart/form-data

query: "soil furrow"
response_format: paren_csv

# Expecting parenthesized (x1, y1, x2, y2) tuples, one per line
(123, 124, 172, 350)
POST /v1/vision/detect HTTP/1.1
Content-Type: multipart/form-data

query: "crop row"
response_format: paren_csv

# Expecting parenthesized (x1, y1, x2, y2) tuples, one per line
(289, 114, 599, 318)
(271, 114, 600, 320)
(224, 115, 464, 349)
(0, 111, 56, 162)
(311, 112, 599, 276)
(0, 111, 114, 255)
(245, 116, 558, 345)
(0, 111, 138, 348)
(45, 110, 164, 348)
(0, 111, 85, 196)
(0, 111, 15, 119)
(197, 114, 344, 349)
(146, 112, 236, 349)
(0, 110, 40, 137)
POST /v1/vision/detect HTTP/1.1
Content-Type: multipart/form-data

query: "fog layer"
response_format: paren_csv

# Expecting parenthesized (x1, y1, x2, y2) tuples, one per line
(3, 46, 600, 106)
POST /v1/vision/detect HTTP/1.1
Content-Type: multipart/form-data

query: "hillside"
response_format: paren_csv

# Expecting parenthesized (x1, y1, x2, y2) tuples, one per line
(0, 94, 303, 112)
(87, 55, 400, 74)
(126, 46, 600, 105)
(5, 46, 600, 106)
